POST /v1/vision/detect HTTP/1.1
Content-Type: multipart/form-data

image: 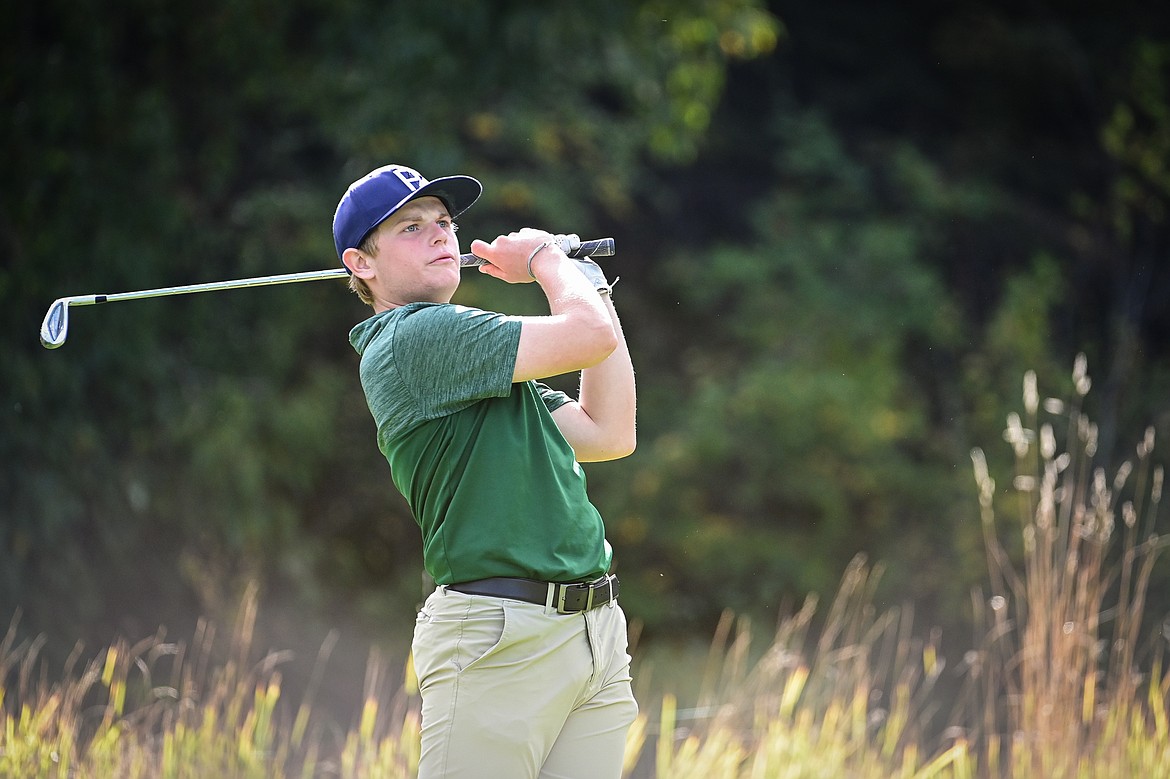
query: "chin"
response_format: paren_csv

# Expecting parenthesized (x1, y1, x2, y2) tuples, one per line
(432, 280, 460, 304)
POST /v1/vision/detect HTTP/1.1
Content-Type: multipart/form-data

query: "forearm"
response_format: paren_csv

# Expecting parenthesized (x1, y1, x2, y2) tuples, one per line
(471, 231, 613, 333)
(530, 244, 612, 329)
(511, 245, 618, 382)
(575, 295, 636, 460)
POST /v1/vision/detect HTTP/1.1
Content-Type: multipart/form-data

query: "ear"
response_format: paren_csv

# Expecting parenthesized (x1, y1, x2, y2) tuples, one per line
(342, 247, 375, 279)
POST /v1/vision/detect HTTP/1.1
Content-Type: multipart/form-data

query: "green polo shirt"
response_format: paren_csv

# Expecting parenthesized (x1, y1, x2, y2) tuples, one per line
(349, 302, 612, 585)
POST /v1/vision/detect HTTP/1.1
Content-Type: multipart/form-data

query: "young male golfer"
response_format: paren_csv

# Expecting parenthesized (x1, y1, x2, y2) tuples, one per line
(334, 164, 638, 778)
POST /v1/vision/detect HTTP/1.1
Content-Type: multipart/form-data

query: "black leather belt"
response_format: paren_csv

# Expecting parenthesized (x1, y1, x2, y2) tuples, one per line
(448, 574, 619, 614)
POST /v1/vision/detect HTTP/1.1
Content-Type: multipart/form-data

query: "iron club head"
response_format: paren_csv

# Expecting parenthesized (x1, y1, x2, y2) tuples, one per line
(40, 298, 71, 349)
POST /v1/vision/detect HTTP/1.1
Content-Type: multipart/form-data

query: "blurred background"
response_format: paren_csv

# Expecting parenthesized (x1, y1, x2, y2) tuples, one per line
(3, 0, 1169, 714)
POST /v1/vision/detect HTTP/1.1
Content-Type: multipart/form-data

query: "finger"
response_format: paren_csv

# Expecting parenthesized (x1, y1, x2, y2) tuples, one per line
(470, 238, 493, 257)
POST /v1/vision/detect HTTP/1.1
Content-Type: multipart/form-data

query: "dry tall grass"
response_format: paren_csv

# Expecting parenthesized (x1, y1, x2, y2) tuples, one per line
(2, 356, 1167, 777)
(963, 356, 1169, 777)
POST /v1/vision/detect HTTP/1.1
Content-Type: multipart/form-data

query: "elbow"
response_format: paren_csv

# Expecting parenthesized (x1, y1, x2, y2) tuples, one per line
(615, 424, 637, 458)
(591, 429, 636, 462)
(580, 318, 619, 368)
(615, 432, 637, 459)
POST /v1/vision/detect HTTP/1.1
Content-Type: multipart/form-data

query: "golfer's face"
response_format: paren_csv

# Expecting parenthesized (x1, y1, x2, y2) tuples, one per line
(374, 197, 462, 304)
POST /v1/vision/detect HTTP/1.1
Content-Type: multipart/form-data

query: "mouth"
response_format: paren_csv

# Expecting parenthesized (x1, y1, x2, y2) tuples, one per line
(429, 254, 457, 265)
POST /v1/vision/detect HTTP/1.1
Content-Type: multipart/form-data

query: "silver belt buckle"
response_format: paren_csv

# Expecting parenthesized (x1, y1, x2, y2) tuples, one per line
(555, 583, 571, 614)
(555, 582, 592, 614)
(554, 577, 614, 613)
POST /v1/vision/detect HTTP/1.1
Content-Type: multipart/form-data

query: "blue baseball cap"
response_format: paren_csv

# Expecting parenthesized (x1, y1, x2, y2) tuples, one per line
(332, 164, 483, 262)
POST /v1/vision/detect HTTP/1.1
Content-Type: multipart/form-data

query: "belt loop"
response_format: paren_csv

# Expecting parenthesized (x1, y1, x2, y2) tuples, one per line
(606, 574, 615, 608)
(544, 582, 556, 614)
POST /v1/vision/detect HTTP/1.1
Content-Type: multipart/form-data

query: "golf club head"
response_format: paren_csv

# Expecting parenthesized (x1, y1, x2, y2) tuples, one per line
(40, 298, 70, 349)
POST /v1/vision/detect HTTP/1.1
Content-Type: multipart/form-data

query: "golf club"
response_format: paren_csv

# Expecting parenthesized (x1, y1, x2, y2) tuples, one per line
(39, 235, 615, 349)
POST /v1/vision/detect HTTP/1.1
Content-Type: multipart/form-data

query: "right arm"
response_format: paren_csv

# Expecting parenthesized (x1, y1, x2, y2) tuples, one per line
(470, 230, 617, 382)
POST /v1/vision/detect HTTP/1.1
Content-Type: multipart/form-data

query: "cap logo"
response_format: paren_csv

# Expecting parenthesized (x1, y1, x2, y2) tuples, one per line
(391, 167, 425, 192)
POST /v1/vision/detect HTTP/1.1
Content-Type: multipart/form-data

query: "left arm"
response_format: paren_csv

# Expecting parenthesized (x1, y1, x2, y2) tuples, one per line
(551, 293, 636, 462)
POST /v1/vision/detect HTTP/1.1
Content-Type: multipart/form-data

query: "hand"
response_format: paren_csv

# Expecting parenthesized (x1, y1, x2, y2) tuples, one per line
(471, 229, 560, 284)
(571, 258, 614, 294)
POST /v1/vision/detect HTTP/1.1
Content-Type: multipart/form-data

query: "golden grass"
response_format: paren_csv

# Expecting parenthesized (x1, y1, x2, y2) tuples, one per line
(3, 356, 1167, 777)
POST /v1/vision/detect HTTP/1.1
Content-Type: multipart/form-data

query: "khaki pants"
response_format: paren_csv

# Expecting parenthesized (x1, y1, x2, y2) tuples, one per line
(412, 586, 638, 778)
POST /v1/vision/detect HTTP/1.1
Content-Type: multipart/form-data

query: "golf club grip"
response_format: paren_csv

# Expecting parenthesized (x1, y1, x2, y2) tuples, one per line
(459, 236, 615, 267)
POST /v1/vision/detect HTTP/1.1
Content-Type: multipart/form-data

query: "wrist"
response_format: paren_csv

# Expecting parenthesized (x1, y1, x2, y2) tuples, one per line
(526, 241, 566, 280)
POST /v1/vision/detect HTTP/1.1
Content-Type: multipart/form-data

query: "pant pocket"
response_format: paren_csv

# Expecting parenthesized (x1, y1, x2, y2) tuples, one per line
(453, 599, 508, 672)
(413, 593, 509, 680)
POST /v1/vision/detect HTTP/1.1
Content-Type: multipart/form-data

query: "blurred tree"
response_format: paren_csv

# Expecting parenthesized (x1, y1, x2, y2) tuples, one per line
(1, 0, 780, 656)
(613, 112, 981, 633)
(609, 0, 1170, 638)
(2, 0, 1167, 669)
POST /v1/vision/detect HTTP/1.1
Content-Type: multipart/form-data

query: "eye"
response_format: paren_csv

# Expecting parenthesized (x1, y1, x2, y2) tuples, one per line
(403, 223, 419, 233)
(440, 219, 458, 232)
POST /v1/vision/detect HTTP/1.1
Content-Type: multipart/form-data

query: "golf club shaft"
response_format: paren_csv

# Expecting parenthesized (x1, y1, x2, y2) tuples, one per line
(59, 236, 614, 306)
(58, 267, 349, 309)
(40, 235, 616, 348)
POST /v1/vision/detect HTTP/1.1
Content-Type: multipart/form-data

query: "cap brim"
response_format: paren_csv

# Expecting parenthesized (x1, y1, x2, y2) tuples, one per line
(412, 175, 483, 218)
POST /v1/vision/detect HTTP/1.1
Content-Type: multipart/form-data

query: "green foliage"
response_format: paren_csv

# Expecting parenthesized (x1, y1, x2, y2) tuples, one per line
(1, 0, 781, 654)
(312, 0, 781, 223)
(1100, 40, 1170, 242)
(614, 114, 978, 631)
(2, 0, 1169, 674)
